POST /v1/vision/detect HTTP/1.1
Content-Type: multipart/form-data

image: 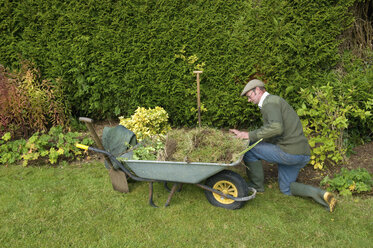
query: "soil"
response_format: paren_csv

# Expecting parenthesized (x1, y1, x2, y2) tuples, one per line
(295, 141, 373, 187)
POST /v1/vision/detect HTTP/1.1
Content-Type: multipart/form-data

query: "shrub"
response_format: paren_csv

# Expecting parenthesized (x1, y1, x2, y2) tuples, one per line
(0, 127, 93, 166)
(297, 83, 371, 170)
(320, 168, 373, 196)
(0, 62, 71, 139)
(336, 50, 373, 143)
(119, 106, 171, 141)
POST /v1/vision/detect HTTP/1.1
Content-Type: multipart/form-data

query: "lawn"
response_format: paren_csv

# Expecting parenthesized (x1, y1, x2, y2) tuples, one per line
(0, 162, 372, 248)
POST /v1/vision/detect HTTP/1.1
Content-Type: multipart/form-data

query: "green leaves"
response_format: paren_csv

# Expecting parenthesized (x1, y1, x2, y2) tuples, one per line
(0, 126, 93, 166)
(298, 83, 372, 169)
(321, 168, 373, 196)
(1, 132, 11, 142)
(0, 133, 26, 165)
(1, 0, 370, 134)
(131, 137, 165, 161)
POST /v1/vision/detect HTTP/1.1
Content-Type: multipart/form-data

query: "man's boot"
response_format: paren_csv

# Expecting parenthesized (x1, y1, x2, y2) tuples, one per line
(290, 182, 337, 212)
(245, 160, 265, 192)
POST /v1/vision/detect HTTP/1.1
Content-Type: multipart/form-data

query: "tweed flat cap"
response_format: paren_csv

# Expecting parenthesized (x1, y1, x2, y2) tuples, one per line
(240, 79, 265, 96)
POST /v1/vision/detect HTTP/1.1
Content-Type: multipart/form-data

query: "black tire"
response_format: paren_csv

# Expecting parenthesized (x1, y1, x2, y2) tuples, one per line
(204, 170, 249, 210)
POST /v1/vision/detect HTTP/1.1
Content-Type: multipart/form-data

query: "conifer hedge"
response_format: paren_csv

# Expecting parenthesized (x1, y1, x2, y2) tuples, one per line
(0, 0, 370, 128)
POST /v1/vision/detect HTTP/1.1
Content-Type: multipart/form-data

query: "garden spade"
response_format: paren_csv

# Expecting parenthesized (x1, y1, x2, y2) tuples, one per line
(193, 70, 203, 128)
(79, 117, 129, 193)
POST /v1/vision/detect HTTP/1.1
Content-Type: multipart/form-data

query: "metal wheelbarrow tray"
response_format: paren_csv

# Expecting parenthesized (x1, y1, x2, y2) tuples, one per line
(124, 158, 241, 184)
(78, 144, 256, 210)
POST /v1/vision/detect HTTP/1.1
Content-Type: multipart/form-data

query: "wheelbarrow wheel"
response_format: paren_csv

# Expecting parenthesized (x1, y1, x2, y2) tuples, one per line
(204, 170, 248, 210)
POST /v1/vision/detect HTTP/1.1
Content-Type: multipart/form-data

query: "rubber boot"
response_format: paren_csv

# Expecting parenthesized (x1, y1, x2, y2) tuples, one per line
(290, 182, 337, 212)
(245, 160, 265, 192)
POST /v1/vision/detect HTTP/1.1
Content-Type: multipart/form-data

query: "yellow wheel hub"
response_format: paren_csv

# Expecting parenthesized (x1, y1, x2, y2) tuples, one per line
(212, 180, 238, 204)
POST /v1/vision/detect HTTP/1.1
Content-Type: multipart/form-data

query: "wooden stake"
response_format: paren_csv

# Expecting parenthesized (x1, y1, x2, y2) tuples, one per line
(193, 71, 203, 128)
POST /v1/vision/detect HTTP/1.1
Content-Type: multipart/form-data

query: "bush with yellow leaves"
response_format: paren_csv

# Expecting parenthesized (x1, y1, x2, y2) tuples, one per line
(119, 106, 171, 141)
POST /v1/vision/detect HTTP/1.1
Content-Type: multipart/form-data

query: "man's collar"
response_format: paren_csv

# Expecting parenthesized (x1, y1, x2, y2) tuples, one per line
(258, 92, 270, 109)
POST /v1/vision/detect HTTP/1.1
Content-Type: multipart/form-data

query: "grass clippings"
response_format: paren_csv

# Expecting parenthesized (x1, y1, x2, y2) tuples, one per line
(160, 127, 247, 163)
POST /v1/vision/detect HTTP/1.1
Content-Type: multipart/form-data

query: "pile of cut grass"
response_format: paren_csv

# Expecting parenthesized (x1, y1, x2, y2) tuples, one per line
(160, 127, 247, 163)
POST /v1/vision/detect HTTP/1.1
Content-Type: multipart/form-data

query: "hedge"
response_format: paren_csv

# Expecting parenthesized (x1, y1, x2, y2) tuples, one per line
(0, 0, 370, 129)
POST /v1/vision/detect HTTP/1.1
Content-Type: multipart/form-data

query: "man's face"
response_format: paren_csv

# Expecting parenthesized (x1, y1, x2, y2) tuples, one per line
(246, 87, 260, 104)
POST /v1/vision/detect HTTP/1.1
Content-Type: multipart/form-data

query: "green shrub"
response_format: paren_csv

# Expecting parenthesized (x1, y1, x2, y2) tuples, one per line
(336, 50, 373, 143)
(321, 168, 373, 196)
(0, 126, 93, 166)
(0, 0, 357, 128)
(297, 84, 371, 169)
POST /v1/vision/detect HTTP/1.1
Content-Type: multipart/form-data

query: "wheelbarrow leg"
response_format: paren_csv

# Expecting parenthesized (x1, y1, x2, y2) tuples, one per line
(149, 182, 158, 208)
(165, 183, 180, 207)
(164, 182, 183, 193)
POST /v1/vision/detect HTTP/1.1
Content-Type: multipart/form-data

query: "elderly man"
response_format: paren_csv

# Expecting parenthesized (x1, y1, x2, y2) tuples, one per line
(230, 79, 337, 212)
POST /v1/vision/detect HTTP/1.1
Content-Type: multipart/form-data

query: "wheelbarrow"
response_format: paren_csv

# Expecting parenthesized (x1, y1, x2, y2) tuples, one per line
(76, 118, 257, 210)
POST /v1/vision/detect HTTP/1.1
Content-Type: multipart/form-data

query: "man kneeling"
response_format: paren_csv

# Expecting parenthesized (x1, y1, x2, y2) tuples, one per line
(230, 79, 337, 212)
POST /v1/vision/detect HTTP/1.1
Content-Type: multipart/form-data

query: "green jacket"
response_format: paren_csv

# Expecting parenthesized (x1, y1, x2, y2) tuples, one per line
(249, 94, 311, 156)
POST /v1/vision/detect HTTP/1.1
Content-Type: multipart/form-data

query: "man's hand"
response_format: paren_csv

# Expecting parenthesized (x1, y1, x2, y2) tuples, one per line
(229, 129, 249, 140)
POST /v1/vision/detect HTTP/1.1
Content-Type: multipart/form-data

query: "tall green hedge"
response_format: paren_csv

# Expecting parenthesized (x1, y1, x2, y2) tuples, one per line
(0, 0, 368, 128)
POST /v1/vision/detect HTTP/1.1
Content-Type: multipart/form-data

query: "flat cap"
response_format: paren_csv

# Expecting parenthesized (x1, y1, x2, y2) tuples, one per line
(240, 79, 265, 96)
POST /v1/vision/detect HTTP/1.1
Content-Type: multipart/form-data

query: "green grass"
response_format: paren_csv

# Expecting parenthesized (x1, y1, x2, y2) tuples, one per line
(1, 162, 372, 248)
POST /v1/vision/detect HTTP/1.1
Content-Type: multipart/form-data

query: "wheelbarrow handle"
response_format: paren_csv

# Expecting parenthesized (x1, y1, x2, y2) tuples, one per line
(79, 116, 114, 169)
(79, 117, 103, 149)
(79, 117, 94, 124)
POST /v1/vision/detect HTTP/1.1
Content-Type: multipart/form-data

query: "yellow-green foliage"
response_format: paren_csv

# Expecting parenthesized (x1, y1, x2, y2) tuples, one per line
(321, 168, 373, 196)
(0, 127, 93, 166)
(119, 106, 171, 141)
(297, 84, 371, 170)
(174, 45, 205, 71)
